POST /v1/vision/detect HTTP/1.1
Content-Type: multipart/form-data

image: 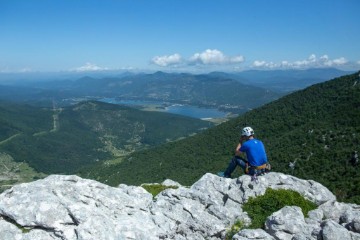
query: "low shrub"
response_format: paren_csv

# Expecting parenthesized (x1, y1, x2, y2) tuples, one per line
(242, 188, 317, 229)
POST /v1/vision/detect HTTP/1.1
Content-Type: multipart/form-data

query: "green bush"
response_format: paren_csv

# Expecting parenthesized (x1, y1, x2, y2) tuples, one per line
(141, 184, 178, 197)
(242, 188, 317, 229)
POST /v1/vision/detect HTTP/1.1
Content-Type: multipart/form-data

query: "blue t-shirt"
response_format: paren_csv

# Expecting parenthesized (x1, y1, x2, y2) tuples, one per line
(240, 139, 267, 167)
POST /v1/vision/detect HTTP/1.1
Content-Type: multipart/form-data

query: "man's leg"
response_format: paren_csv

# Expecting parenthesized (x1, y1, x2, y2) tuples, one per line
(224, 156, 247, 178)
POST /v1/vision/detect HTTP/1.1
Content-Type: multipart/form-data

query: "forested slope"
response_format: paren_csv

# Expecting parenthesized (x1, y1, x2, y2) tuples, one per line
(0, 101, 213, 174)
(81, 71, 360, 203)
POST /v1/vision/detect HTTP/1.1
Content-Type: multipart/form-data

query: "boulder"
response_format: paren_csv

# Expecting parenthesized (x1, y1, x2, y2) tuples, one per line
(320, 220, 354, 240)
(265, 206, 315, 240)
(233, 229, 275, 240)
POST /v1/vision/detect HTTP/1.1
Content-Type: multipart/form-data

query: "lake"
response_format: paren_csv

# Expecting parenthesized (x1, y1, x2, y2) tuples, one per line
(99, 98, 228, 119)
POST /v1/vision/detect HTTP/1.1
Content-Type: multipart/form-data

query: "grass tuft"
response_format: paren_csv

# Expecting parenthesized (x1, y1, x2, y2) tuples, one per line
(141, 184, 178, 197)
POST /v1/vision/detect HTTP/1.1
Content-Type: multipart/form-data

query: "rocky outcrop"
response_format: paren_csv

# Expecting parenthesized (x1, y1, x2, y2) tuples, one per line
(0, 172, 358, 240)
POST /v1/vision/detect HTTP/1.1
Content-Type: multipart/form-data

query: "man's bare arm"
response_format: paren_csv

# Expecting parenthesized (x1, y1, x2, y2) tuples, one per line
(235, 136, 245, 156)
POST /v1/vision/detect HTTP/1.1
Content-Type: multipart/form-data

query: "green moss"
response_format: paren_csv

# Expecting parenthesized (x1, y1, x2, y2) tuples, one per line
(242, 188, 317, 229)
(141, 184, 178, 197)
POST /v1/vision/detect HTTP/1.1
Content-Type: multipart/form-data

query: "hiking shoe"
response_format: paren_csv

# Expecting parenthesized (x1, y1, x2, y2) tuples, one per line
(265, 163, 271, 172)
(217, 172, 231, 178)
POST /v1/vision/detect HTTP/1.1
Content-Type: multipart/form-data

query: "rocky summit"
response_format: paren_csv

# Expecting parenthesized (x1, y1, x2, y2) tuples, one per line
(0, 172, 359, 240)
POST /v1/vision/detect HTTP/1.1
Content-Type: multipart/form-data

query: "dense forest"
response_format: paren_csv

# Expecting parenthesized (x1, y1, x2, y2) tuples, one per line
(80, 71, 360, 204)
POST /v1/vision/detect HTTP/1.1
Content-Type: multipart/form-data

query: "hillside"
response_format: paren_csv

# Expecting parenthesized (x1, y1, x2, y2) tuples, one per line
(0, 101, 212, 187)
(80, 71, 360, 203)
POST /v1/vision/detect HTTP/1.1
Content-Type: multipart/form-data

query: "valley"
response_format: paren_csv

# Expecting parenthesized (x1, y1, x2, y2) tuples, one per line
(0, 100, 214, 192)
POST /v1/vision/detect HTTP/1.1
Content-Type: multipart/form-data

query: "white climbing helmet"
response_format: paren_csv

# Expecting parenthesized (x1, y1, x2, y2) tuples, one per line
(241, 126, 254, 137)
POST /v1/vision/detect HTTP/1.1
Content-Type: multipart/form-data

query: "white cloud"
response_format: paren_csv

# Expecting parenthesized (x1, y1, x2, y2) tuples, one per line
(151, 54, 182, 67)
(150, 49, 245, 70)
(253, 60, 267, 67)
(73, 63, 108, 72)
(319, 55, 329, 62)
(189, 49, 244, 65)
(252, 54, 349, 69)
(253, 60, 278, 68)
(332, 57, 347, 65)
(230, 55, 245, 63)
(308, 54, 317, 62)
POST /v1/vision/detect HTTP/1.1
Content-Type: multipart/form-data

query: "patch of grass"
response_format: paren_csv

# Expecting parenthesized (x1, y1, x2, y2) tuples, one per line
(225, 219, 245, 240)
(141, 184, 178, 197)
(242, 188, 317, 229)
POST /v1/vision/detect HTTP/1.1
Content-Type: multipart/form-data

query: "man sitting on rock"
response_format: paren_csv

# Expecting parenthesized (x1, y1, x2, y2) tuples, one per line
(219, 126, 270, 179)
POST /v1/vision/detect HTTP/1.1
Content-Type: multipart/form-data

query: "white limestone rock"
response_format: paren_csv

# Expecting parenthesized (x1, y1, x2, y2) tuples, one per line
(233, 229, 275, 240)
(0, 172, 357, 240)
(265, 206, 315, 240)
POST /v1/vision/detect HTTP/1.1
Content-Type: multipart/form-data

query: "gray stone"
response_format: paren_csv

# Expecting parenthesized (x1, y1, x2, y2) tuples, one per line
(162, 179, 182, 187)
(321, 220, 352, 240)
(22, 230, 58, 240)
(318, 201, 353, 221)
(307, 208, 324, 222)
(0, 218, 22, 240)
(265, 206, 316, 240)
(233, 229, 275, 240)
(0, 175, 160, 239)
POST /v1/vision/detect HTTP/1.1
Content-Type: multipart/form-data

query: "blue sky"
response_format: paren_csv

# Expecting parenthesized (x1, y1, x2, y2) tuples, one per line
(1, 0, 359, 73)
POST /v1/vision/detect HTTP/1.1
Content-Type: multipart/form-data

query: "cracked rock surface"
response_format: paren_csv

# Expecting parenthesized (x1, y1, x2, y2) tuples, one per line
(0, 172, 358, 239)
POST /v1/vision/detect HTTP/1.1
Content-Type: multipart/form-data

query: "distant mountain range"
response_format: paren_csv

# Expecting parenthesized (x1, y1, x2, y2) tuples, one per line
(209, 68, 354, 92)
(0, 71, 283, 114)
(81, 71, 360, 204)
(1, 68, 352, 114)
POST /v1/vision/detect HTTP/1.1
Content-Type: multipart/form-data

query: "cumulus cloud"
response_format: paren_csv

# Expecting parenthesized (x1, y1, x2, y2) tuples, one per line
(189, 49, 244, 65)
(151, 49, 245, 69)
(253, 60, 271, 68)
(252, 54, 349, 69)
(74, 63, 108, 72)
(151, 54, 182, 67)
(331, 57, 347, 65)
